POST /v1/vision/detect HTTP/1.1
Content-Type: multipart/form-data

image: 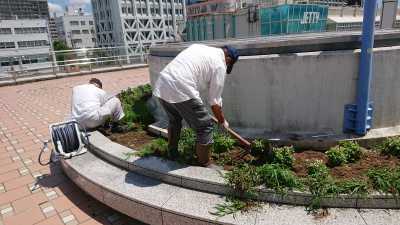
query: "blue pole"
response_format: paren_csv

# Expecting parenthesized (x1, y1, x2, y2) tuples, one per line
(355, 0, 377, 135)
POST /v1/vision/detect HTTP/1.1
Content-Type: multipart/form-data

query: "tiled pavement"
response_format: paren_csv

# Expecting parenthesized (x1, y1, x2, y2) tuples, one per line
(0, 68, 150, 225)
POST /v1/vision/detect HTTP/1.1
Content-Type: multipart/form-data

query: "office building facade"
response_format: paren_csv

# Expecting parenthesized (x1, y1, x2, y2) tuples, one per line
(91, 0, 186, 55)
(56, 10, 97, 49)
(0, 0, 51, 74)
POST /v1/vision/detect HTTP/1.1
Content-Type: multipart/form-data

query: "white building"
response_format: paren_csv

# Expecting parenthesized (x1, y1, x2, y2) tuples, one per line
(91, 0, 186, 55)
(327, 6, 400, 31)
(56, 10, 96, 49)
(49, 17, 59, 41)
(0, 19, 51, 73)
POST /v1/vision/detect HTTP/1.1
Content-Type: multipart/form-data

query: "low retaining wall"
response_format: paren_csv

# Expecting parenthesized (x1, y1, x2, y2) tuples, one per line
(89, 131, 400, 209)
(149, 40, 400, 137)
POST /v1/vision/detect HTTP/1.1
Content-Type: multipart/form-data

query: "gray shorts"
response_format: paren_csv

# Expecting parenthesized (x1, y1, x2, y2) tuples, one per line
(159, 98, 213, 145)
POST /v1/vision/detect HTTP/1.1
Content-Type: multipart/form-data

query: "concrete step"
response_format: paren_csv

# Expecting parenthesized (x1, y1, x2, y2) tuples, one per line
(61, 150, 400, 225)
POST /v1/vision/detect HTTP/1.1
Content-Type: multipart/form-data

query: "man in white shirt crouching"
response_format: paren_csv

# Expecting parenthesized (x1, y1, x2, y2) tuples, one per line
(71, 78, 125, 132)
(153, 44, 239, 166)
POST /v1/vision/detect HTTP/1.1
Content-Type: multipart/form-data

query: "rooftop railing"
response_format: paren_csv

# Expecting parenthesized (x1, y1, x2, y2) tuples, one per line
(0, 46, 148, 82)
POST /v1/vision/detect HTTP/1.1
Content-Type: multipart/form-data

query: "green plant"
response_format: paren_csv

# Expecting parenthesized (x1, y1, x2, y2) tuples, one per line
(213, 132, 235, 154)
(135, 138, 168, 158)
(119, 84, 154, 127)
(335, 179, 369, 197)
(339, 141, 362, 163)
(379, 137, 400, 157)
(178, 128, 197, 163)
(270, 146, 295, 168)
(305, 160, 338, 211)
(307, 160, 329, 178)
(224, 164, 260, 197)
(326, 147, 347, 167)
(326, 141, 362, 167)
(210, 197, 248, 217)
(367, 167, 400, 196)
(251, 139, 268, 155)
(257, 164, 301, 193)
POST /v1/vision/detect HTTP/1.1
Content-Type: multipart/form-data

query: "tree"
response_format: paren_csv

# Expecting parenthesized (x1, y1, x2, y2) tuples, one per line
(53, 40, 70, 65)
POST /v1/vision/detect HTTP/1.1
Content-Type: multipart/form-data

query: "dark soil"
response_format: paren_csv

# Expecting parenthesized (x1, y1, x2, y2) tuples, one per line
(104, 129, 400, 180)
(293, 149, 400, 180)
(293, 151, 328, 177)
(329, 151, 400, 180)
(101, 128, 156, 150)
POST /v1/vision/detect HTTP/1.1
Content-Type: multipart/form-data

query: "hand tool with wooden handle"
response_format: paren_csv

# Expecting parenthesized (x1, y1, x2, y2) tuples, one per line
(211, 116, 251, 150)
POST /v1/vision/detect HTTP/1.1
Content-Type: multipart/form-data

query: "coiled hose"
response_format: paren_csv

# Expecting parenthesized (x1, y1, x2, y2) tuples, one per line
(38, 121, 88, 166)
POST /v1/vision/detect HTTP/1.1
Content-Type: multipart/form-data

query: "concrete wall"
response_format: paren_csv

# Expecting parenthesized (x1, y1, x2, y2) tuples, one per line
(149, 46, 400, 137)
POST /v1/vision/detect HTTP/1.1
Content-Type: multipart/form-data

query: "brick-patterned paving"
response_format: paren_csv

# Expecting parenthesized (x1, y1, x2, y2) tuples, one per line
(0, 69, 150, 225)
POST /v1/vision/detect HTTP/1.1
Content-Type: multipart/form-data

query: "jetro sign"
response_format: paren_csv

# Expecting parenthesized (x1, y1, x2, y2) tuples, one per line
(300, 12, 320, 24)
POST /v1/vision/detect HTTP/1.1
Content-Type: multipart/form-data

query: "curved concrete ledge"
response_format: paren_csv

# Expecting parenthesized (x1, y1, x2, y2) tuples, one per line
(61, 151, 387, 225)
(61, 151, 261, 225)
(89, 131, 400, 209)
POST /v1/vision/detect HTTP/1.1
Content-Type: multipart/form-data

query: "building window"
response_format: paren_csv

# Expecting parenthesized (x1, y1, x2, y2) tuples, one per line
(0, 28, 12, 35)
(0, 42, 15, 49)
(82, 30, 90, 34)
(14, 27, 46, 34)
(70, 21, 79, 26)
(72, 39, 83, 43)
(81, 21, 86, 26)
(72, 30, 81, 34)
(89, 21, 94, 25)
(17, 40, 48, 48)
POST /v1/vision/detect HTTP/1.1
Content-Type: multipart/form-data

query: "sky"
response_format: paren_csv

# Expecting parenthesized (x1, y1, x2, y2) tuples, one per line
(48, 0, 92, 16)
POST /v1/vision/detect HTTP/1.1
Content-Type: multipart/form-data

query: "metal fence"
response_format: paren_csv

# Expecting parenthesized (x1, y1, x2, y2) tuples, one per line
(0, 46, 148, 82)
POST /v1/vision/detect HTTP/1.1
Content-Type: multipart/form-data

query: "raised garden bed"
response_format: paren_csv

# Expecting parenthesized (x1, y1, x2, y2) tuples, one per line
(104, 84, 400, 214)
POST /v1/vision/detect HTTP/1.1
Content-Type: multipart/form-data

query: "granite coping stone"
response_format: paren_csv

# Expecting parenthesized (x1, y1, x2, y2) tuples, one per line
(61, 151, 400, 225)
(60, 151, 263, 224)
(149, 30, 400, 57)
(88, 131, 400, 209)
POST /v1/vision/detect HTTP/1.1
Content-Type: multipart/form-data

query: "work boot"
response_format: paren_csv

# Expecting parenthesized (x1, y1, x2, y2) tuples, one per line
(110, 122, 130, 133)
(196, 143, 212, 167)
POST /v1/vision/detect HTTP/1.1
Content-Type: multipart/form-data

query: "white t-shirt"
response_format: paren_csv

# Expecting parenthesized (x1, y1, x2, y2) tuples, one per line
(71, 84, 107, 127)
(153, 44, 227, 106)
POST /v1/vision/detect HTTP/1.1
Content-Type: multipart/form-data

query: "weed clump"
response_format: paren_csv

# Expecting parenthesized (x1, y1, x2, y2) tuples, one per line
(326, 147, 347, 167)
(305, 160, 337, 211)
(379, 137, 400, 157)
(212, 132, 235, 154)
(270, 146, 295, 168)
(134, 138, 168, 158)
(340, 141, 362, 163)
(367, 167, 400, 196)
(119, 84, 154, 127)
(224, 164, 260, 197)
(257, 164, 301, 193)
(326, 141, 362, 167)
(178, 128, 197, 163)
(335, 179, 369, 197)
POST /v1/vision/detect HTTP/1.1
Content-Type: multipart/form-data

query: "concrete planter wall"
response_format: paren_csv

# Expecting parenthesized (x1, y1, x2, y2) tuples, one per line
(149, 45, 400, 137)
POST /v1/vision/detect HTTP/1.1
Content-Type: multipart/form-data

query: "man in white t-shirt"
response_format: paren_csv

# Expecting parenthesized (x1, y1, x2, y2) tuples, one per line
(71, 78, 125, 131)
(153, 44, 239, 166)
